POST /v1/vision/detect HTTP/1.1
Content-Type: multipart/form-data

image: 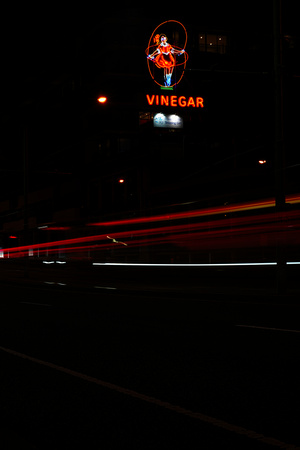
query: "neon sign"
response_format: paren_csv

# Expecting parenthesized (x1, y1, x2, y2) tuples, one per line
(146, 20, 188, 88)
(146, 94, 204, 108)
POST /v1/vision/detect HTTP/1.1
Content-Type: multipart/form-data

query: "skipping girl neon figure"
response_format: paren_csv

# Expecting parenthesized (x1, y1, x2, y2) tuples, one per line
(147, 34, 185, 87)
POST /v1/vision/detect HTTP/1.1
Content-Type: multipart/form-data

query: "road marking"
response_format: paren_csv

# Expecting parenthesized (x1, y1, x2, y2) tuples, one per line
(94, 286, 117, 290)
(43, 281, 67, 287)
(236, 325, 300, 333)
(0, 345, 299, 449)
(19, 302, 52, 307)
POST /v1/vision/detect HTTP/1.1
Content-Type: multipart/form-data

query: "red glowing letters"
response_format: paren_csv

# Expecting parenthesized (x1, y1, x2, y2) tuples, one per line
(146, 94, 204, 108)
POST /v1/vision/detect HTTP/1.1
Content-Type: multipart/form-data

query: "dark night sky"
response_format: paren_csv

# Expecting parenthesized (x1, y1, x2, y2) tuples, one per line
(3, 2, 297, 81)
(3, 1, 297, 84)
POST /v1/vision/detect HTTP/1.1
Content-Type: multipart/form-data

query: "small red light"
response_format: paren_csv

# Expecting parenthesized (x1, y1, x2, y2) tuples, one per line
(118, 179, 125, 184)
(9, 235, 17, 239)
(97, 96, 107, 104)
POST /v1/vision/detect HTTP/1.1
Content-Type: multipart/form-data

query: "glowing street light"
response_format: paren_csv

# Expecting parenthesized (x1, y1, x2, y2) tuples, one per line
(97, 96, 107, 104)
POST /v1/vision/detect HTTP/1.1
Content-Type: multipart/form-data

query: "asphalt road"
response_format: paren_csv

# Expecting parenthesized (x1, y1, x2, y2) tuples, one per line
(0, 274, 300, 449)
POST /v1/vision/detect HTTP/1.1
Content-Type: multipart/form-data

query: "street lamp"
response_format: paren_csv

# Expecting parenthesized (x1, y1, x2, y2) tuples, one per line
(97, 96, 107, 104)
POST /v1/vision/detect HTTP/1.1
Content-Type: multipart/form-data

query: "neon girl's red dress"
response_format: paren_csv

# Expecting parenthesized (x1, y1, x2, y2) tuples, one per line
(154, 44, 175, 69)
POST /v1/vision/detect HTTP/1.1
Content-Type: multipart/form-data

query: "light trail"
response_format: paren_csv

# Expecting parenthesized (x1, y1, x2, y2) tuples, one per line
(87, 193, 300, 228)
(92, 262, 278, 267)
(1, 195, 300, 260)
(236, 325, 300, 333)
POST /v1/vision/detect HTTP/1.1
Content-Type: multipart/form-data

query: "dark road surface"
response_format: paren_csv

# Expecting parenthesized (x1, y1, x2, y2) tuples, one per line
(0, 264, 300, 449)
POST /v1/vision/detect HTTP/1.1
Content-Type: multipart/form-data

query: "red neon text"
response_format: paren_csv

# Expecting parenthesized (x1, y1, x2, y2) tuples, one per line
(146, 94, 204, 108)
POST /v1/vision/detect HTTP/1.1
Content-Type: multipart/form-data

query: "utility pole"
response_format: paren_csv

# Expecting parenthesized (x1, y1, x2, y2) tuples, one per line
(23, 125, 29, 277)
(273, 0, 286, 294)
(273, 0, 285, 209)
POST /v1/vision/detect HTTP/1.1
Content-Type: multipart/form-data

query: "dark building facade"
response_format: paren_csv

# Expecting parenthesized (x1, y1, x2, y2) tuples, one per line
(1, 4, 299, 253)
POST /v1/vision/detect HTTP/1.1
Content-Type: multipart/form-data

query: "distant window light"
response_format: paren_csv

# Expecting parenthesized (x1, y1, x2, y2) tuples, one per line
(199, 33, 228, 54)
(139, 111, 154, 126)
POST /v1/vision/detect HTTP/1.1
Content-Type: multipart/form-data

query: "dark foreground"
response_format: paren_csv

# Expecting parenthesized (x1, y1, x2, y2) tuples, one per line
(0, 264, 300, 449)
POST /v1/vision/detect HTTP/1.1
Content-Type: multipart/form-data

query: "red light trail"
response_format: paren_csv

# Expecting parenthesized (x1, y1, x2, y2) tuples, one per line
(1, 194, 300, 261)
(87, 194, 300, 228)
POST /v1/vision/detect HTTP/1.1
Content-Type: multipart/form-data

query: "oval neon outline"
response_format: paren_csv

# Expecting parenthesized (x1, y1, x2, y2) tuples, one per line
(146, 20, 188, 88)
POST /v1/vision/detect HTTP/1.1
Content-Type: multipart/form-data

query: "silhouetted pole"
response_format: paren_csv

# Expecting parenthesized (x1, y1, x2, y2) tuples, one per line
(23, 125, 29, 277)
(273, 0, 285, 207)
(273, 0, 286, 293)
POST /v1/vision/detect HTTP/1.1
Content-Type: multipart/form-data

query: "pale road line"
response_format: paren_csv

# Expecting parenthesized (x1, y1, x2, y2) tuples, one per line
(0, 346, 299, 449)
(19, 302, 52, 307)
(236, 325, 300, 333)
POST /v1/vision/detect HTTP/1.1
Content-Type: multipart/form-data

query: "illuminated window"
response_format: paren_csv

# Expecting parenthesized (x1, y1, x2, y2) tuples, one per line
(139, 112, 154, 126)
(199, 33, 228, 54)
(207, 34, 217, 52)
(153, 113, 183, 129)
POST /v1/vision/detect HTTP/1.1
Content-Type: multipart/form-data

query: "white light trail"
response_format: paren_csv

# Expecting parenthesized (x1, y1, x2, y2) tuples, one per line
(92, 262, 278, 267)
